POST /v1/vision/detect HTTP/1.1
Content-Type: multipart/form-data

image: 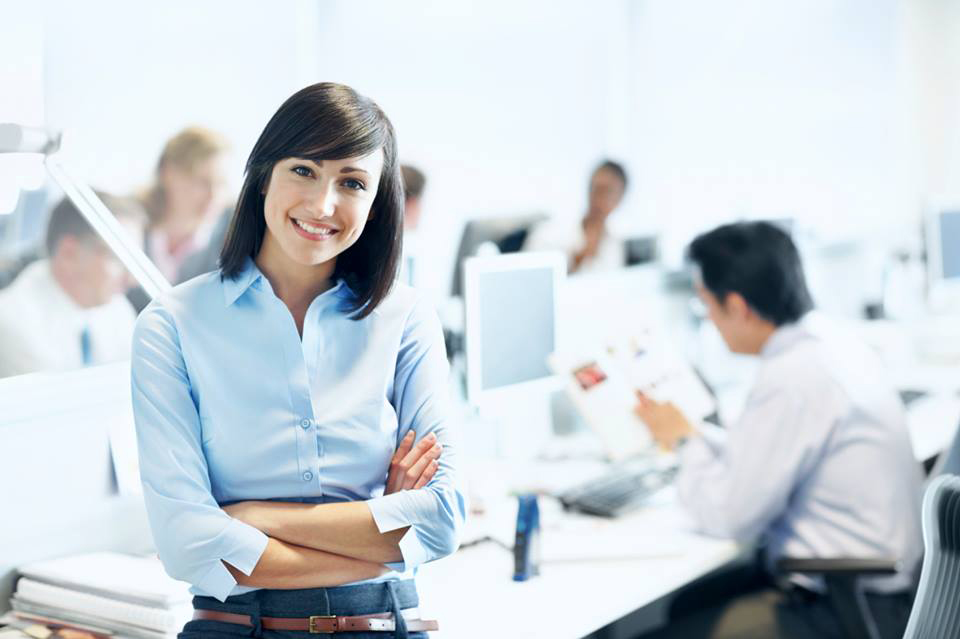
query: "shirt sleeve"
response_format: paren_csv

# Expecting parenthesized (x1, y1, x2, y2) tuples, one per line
(131, 303, 268, 601)
(366, 297, 468, 571)
(676, 382, 823, 542)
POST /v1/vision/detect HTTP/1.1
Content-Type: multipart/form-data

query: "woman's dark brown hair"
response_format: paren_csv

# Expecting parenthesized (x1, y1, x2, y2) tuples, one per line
(219, 82, 402, 319)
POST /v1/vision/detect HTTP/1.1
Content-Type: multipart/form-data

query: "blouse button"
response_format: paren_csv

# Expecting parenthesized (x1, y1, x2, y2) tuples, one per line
(303, 471, 313, 482)
(300, 418, 312, 429)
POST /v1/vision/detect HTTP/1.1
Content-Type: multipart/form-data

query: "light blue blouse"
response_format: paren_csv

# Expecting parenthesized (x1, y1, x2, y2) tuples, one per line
(131, 259, 467, 602)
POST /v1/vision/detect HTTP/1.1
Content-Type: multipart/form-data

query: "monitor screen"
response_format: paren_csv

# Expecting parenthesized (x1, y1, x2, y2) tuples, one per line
(476, 266, 555, 391)
(939, 210, 960, 281)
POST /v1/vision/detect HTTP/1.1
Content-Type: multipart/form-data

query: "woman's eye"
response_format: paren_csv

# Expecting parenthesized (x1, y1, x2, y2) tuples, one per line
(292, 165, 313, 178)
(343, 178, 366, 191)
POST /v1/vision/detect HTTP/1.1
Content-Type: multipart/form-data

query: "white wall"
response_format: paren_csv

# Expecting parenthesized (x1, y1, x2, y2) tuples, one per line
(629, 0, 918, 265)
(903, 0, 960, 201)
(41, 0, 320, 199)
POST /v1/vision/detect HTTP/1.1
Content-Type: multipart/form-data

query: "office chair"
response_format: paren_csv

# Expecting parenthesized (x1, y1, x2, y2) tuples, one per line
(901, 473, 960, 638)
(449, 212, 547, 297)
(777, 417, 960, 639)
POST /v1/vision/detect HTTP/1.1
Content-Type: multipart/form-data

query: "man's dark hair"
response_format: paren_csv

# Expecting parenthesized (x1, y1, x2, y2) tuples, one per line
(45, 193, 146, 255)
(401, 164, 426, 201)
(593, 159, 628, 190)
(688, 221, 814, 326)
(219, 82, 403, 320)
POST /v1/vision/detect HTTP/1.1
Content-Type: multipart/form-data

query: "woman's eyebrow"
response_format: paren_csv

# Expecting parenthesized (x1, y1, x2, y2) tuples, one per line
(339, 166, 370, 175)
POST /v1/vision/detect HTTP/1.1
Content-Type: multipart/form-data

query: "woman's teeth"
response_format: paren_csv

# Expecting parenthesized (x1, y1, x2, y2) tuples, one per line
(294, 219, 336, 235)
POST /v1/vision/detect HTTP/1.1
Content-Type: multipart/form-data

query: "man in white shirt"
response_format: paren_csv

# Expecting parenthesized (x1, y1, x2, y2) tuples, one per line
(637, 222, 923, 639)
(0, 193, 146, 378)
(523, 160, 628, 274)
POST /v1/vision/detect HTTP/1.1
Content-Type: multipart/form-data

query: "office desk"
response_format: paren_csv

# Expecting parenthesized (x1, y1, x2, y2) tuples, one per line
(415, 494, 741, 639)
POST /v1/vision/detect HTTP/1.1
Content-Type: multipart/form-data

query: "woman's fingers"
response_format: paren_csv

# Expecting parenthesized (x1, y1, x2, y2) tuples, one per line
(403, 443, 442, 490)
(392, 430, 415, 464)
(387, 431, 416, 493)
(413, 460, 439, 489)
(398, 432, 437, 469)
(387, 432, 442, 494)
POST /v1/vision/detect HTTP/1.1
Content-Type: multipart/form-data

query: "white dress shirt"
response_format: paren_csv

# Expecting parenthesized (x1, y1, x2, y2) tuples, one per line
(677, 312, 924, 593)
(523, 217, 624, 274)
(0, 260, 136, 378)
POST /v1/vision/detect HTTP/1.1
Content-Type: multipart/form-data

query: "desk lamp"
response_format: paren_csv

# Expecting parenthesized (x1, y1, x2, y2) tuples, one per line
(0, 123, 171, 300)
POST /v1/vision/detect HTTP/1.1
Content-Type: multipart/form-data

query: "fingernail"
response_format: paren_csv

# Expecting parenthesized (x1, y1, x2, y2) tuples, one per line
(404, 431, 414, 439)
(427, 433, 437, 441)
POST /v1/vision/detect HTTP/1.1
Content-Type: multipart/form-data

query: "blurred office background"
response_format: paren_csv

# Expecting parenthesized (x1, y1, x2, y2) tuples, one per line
(2, 0, 960, 366)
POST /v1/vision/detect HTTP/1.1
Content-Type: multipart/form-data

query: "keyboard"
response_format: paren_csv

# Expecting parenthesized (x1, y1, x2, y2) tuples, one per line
(559, 463, 678, 518)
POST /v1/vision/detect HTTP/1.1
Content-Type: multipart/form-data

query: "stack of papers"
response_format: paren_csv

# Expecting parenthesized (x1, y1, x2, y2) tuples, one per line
(11, 553, 193, 639)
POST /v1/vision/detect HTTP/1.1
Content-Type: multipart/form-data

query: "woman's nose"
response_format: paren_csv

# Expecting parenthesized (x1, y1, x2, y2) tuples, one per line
(307, 182, 337, 217)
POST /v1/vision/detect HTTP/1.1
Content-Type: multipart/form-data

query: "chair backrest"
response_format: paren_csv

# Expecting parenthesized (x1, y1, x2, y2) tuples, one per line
(449, 213, 547, 297)
(902, 474, 960, 639)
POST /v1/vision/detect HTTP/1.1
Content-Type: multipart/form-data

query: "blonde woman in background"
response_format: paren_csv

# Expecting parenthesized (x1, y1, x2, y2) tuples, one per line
(128, 127, 230, 311)
(142, 128, 229, 277)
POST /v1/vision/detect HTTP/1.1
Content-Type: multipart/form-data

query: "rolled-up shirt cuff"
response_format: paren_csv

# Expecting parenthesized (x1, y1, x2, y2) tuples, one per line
(195, 517, 269, 602)
(692, 422, 727, 455)
(367, 492, 429, 572)
(679, 431, 720, 468)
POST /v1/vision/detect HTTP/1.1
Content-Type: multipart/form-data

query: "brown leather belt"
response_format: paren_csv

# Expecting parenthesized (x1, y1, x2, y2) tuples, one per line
(193, 609, 439, 633)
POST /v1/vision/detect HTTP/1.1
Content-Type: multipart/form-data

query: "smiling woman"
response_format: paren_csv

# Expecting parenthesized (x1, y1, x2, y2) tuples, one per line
(131, 83, 465, 639)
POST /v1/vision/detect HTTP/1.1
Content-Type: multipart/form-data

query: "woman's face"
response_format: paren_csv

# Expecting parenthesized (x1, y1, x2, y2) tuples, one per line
(260, 151, 384, 270)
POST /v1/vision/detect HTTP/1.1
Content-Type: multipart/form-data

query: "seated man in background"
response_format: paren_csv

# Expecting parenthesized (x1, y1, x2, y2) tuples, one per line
(636, 222, 922, 639)
(524, 159, 628, 274)
(0, 193, 146, 378)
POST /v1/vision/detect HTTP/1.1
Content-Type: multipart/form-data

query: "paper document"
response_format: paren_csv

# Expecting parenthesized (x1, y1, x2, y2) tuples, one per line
(550, 330, 716, 461)
(18, 552, 191, 608)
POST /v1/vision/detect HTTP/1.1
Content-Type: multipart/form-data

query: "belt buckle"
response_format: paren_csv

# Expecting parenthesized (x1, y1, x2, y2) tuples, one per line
(308, 615, 336, 633)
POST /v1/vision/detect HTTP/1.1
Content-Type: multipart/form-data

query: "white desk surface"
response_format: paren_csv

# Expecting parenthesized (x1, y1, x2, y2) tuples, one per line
(416, 496, 740, 639)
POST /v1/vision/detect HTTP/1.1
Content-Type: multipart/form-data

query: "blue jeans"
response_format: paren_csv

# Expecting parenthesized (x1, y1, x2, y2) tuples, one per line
(179, 580, 428, 639)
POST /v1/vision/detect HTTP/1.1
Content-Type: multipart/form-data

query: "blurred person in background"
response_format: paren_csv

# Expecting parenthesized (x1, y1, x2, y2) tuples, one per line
(400, 164, 427, 286)
(0, 193, 146, 377)
(129, 126, 229, 310)
(636, 222, 922, 639)
(524, 159, 628, 274)
(401, 164, 426, 232)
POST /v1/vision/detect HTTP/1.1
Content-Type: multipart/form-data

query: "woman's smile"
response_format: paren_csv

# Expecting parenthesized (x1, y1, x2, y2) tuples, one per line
(291, 217, 340, 240)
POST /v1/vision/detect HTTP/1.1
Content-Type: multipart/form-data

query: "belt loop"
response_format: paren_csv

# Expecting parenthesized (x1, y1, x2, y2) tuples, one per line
(248, 592, 262, 638)
(387, 581, 408, 639)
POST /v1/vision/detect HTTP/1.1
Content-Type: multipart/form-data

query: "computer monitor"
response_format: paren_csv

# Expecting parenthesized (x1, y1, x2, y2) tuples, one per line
(463, 251, 566, 406)
(449, 213, 547, 297)
(925, 209, 960, 307)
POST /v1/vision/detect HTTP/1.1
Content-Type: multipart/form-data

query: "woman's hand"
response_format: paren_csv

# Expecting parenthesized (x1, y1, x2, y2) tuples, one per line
(386, 430, 441, 494)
